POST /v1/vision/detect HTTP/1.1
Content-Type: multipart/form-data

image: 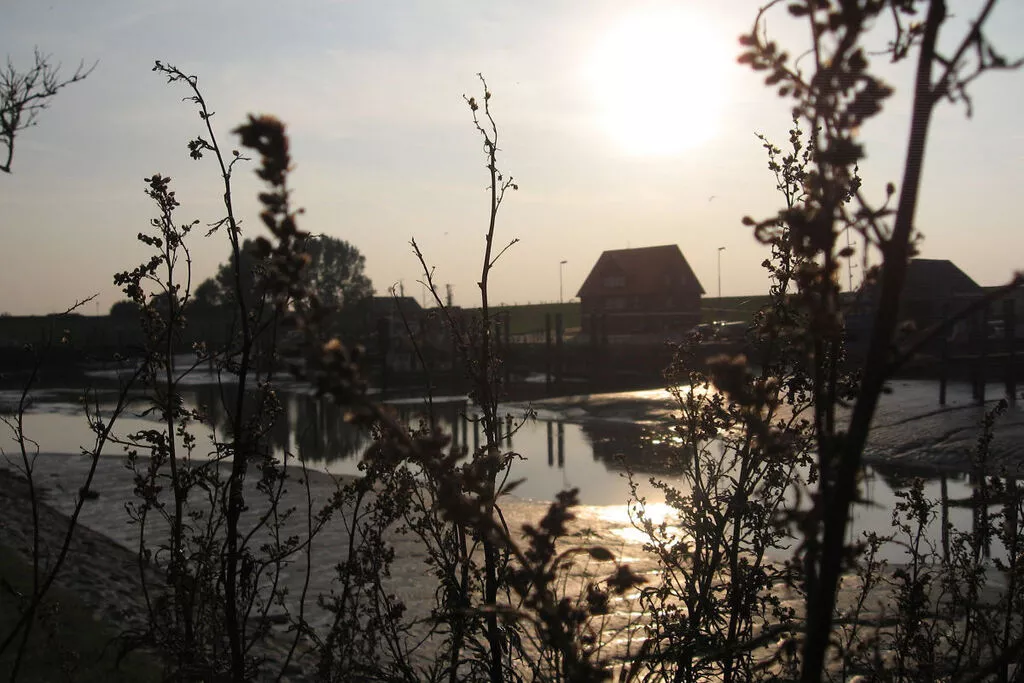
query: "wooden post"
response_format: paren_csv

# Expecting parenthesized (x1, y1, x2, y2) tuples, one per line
(1005, 298, 1016, 406)
(545, 313, 553, 395)
(555, 313, 564, 393)
(939, 303, 949, 406)
(979, 304, 989, 404)
(970, 310, 982, 402)
(377, 317, 390, 400)
(504, 311, 512, 387)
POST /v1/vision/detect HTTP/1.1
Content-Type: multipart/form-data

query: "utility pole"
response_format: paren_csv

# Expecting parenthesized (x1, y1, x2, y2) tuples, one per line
(559, 260, 567, 304)
(717, 246, 726, 300)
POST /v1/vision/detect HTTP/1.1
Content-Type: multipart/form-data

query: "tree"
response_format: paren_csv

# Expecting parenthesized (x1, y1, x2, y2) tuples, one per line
(1, 49, 95, 174)
(196, 234, 372, 315)
(108, 299, 139, 318)
(300, 234, 373, 311)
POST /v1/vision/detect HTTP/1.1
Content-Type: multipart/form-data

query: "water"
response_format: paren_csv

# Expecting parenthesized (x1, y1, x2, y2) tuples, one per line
(3, 376, 1017, 565)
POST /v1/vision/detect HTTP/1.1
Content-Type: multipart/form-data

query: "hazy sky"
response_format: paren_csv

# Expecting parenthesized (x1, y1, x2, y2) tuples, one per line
(1, 0, 1021, 315)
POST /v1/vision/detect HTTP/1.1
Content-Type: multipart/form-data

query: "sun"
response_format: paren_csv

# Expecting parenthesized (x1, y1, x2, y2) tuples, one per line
(585, 6, 731, 157)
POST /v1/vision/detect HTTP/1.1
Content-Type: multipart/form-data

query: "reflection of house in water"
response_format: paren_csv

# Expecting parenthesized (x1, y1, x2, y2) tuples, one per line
(581, 421, 691, 475)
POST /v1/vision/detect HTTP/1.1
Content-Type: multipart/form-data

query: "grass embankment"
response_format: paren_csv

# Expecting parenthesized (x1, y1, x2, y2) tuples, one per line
(0, 543, 161, 682)
(701, 295, 771, 323)
(487, 298, 770, 335)
(487, 302, 582, 335)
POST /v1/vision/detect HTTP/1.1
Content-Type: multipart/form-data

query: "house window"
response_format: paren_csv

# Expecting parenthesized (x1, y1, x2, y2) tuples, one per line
(606, 296, 627, 310)
(603, 274, 625, 289)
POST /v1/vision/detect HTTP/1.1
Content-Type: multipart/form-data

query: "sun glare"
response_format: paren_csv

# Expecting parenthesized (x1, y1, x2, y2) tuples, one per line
(586, 6, 730, 157)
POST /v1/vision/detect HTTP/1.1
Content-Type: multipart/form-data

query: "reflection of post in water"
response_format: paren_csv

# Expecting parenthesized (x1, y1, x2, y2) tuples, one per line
(1007, 478, 1020, 558)
(473, 418, 480, 453)
(557, 421, 565, 468)
(547, 421, 553, 467)
(449, 403, 459, 450)
(461, 412, 468, 449)
(504, 414, 513, 446)
(270, 392, 291, 457)
(971, 470, 991, 559)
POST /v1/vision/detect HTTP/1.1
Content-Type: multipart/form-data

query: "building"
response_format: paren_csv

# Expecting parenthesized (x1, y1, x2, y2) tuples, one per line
(846, 258, 983, 351)
(576, 245, 704, 336)
(898, 258, 983, 324)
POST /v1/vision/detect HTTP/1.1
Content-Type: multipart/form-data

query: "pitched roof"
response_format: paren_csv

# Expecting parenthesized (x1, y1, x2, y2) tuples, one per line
(901, 259, 981, 300)
(576, 245, 705, 298)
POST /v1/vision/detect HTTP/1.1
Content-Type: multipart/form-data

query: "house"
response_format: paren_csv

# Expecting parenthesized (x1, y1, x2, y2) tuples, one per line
(576, 245, 704, 336)
(846, 258, 983, 350)
(898, 258, 983, 325)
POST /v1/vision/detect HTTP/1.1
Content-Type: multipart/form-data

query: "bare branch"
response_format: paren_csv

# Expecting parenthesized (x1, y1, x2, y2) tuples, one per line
(0, 49, 96, 173)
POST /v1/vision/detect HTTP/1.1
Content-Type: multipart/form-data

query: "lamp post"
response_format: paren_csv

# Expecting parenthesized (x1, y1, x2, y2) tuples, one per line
(717, 247, 725, 300)
(559, 260, 568, 303)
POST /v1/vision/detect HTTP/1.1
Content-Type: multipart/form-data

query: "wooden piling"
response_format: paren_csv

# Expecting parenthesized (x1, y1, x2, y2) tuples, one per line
(939, 303, 949, 406)
(1005, 298, 1016, 406)
(555, 313, 564, 393)
(970, 311, 982, 403)
(504, 311, 512, 387)
(545, 313, 553, 394)
(979, 305, 989, 404)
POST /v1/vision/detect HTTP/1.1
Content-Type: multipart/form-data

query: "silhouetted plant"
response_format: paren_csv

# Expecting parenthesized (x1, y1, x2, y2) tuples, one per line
(233, 84, 637, 682)
(0, 296, 140, 679)
(736, 3, 1022, 679)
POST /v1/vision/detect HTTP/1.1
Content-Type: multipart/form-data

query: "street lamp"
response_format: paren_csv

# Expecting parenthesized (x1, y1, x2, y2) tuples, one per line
(559, 260, 568, 303)
(717, 247, 726, 300)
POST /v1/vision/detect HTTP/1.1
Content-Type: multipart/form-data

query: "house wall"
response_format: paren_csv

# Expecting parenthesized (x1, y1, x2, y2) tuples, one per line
(581, 290, 701, 335)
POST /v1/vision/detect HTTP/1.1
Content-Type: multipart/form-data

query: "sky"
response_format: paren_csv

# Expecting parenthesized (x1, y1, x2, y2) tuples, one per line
(1, 0, 1022, 315)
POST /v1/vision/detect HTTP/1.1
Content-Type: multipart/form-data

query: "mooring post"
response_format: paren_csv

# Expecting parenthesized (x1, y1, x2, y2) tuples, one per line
(545, 313, 552, 395)
(939, 303, 949, 406)
(970, 310, 982, 402)
(504, 311, 512, 387)
(1005, 298, 1016, 406)
(555, 313, 564, 393)
(979, 304, 989, 404)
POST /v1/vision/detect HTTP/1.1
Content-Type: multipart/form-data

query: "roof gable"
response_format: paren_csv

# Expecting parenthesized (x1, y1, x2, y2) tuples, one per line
(576, 245, 705, 298)
(902, 259, 981, 299)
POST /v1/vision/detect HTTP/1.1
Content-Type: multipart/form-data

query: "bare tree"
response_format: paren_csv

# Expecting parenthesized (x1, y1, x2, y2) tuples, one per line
(1, 49, 95, 173)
